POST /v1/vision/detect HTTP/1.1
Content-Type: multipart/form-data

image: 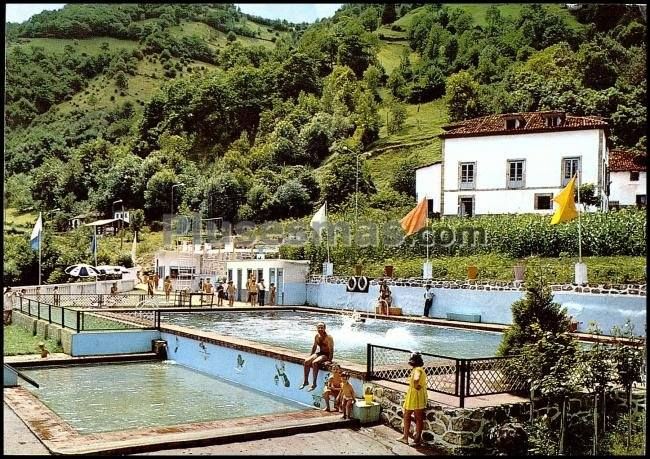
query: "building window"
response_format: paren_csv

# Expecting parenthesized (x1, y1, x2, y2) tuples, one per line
(459, 162, 476, 190)
(505, 117, 524, 130)
(507, 160, 525, 189)
(630, 171, 640, 181)
(544, 115, 564, 127)
(636, 195, 646, 208)
(561, 157, 580, 186)
(459, 196, 474, 217)
(535, 193, 553, 210)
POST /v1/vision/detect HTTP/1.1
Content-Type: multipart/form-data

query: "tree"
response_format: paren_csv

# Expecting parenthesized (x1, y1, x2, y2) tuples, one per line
(391, 157, 418, 197)
(359, 7, 380, 32)
(381, 4, 397, 25)
(444, 70, 484, 121)
(115, 70, 129, 89)
(386, 97, 407, 134)
(498, 273, 572, 357)
(321, 149, 375, 206)
(227, 31, 237, 42)
(129, 209, 145, 234)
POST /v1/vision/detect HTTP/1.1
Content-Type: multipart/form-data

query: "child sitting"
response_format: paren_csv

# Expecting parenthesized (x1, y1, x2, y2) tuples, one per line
(38, 342, 50, 358)
(322, 363, 342, 412)
(336, 371, 356, 419)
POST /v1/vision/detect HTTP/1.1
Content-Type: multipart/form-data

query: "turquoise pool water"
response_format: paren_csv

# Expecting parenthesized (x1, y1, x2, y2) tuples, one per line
(21, 361, 306, 434)
(161, 310, 504, 363)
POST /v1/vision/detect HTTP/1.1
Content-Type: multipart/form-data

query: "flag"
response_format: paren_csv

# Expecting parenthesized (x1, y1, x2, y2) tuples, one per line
(550, 175, 578, 225)
(30, 212, 42, 251)
(131, 231, 137, 265)
(310, 202, 327, 230)
(400, 198, 428, 236)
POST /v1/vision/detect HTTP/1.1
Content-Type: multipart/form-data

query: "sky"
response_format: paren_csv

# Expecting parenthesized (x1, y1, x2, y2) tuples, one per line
(5, 3, 343, 24)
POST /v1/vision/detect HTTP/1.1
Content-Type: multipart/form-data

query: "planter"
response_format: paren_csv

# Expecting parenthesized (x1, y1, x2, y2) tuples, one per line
(513, 265, 525, 281)
(354, 264, 363, 276)
(467, 265, 478, 280)
(383, 265, 394, 277)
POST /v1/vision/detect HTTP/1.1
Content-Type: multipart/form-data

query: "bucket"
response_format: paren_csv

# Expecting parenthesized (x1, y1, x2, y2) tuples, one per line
(364, 394, 374, 405)
(467, 265, 478, 279)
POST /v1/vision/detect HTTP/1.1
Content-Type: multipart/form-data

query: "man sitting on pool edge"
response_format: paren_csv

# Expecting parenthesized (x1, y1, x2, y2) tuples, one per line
(300, 322, 334, 391)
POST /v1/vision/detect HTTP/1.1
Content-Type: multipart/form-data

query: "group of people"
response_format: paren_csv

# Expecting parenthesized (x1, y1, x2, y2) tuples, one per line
(198, 278, 236, 307)
(300, 321, 428, 433)
(245, 276, 276, 307)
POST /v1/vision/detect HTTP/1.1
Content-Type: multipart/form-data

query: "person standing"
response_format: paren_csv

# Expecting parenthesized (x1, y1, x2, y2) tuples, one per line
(300, 322, 334, 391)
(423, 284, 434, 317)
(52, 286, 61, 307)
(269, 283, 276, 306)
(398, 352, 427, 446)
(248, 276, 257, 306)
(257, 277, 266, 306)
(3, 287, 16, 325)
(216, 281, 225, 307)
(153, 272, 160, 290)
(226, 280, 236, 306)
(337, 372, 356, 420)
(147, 275, 155, 298)
(163, 276, 173, 302)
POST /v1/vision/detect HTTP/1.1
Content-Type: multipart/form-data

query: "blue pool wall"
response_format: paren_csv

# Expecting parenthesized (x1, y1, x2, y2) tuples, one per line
(162, 332, 364, 408)
(281, 282, 308, 306)
(306, 283, 647, 336)
(71, 330, 161, 356)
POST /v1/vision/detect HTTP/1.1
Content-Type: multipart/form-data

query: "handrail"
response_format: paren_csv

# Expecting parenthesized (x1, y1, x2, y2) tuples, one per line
(4, 364, 39, 388)
(366, 344, 526, 408)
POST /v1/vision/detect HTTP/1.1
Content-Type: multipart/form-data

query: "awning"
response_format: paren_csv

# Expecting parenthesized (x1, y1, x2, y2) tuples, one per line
(84, 218, 126, 226)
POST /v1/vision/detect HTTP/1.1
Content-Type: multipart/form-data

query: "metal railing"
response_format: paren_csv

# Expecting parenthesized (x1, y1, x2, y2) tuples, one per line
(18, 292, 214, 309)
(16, 298, 161, 332)
(366, 344, 527, 407)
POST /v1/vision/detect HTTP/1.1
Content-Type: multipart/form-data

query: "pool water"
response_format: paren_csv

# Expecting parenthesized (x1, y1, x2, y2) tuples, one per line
(21, 361, 306, 434)
(161, 311, 504, 363)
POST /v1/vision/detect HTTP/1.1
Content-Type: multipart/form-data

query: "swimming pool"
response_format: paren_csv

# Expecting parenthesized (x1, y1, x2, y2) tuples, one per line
(160, 310, 504, 363)
(20, 361, 307, 434)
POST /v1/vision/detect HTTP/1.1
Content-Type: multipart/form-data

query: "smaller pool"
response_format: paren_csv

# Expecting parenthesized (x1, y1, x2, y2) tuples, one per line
(21, 361, 307, 434)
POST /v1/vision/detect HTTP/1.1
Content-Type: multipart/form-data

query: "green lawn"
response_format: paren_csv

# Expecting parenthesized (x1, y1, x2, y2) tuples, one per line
(377, 41, 417, 75)
(8, 36, 139, 55)
(3, 324, 64, 356)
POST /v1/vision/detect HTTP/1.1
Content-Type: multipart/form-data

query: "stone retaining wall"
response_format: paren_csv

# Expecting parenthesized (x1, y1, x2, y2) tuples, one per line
(308, 276, 646, 296)
(369, 384, 646, 454)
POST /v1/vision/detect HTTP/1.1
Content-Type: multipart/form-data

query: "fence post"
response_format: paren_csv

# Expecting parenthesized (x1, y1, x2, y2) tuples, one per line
(459, 359, 466, 408)
(77, 310, 81, 333)
(61, 305, 65, 329)
(48, 304, 52, 323)
(366, 344, 372, 380)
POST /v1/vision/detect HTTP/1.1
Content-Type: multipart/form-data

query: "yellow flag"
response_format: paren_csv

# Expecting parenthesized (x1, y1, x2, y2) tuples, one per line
(400, 198, 428, 236)
(550, 175, 578, 225)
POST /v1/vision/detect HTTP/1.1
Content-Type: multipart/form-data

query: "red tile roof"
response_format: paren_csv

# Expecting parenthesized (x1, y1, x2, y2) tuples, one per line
(609, 149, 647, 172)
(439, 111, 608, 138)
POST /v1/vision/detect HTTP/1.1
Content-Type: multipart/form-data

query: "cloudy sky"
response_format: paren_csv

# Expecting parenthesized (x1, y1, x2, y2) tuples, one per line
(5, 3, 343, 24)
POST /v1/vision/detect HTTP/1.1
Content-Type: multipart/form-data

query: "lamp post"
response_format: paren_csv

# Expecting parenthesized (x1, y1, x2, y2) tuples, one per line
(112, 199, 124, 249)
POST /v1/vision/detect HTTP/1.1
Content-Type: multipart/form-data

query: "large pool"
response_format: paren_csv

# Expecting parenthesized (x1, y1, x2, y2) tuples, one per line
(21, 361, 307, 434)
(161, 310, 504, 363)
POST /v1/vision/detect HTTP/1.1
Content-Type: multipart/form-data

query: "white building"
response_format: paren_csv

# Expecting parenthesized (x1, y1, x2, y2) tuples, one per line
(608, 149, 647, 208)
(417, 111, 609, 216)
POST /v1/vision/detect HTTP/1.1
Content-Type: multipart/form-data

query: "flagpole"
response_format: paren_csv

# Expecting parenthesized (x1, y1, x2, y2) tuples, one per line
(38, 214, 42, 286)
(325, 201, 330, 264)
(577, 172, 582, 263)
(94, 225, 98, 294)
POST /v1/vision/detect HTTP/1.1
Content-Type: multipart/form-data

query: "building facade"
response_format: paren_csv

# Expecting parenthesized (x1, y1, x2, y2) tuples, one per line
(607, 149, 646, 208)
(418, 111, 609, 216)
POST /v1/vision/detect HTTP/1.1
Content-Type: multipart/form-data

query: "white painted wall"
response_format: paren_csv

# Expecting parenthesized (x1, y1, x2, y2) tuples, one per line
(440, 129, 605, 215)
(415, 163, 442, 213)
(609, 171, 647, 206)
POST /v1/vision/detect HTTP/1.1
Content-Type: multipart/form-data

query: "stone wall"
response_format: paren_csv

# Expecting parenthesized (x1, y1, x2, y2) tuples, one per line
(369, 384, 646, 454)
